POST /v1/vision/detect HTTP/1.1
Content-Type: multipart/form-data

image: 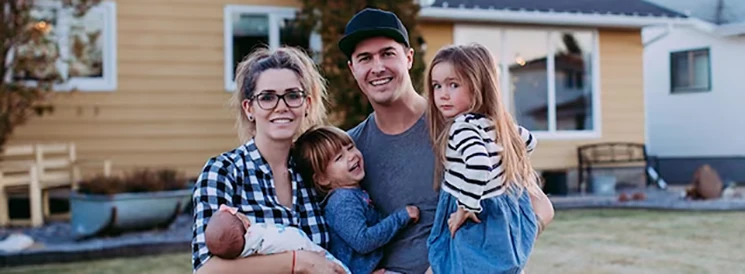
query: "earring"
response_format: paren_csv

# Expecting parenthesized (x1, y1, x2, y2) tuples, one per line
(305, 113, 308, 117)
(247, 115, 254, 121)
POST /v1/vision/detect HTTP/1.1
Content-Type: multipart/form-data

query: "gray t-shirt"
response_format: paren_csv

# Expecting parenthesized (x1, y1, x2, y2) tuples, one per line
(347, 113, 439, 274)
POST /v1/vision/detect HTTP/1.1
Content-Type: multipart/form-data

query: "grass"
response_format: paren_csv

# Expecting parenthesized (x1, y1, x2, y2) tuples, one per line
(525, 209, 745, 274)
(2, 209, 744, 274)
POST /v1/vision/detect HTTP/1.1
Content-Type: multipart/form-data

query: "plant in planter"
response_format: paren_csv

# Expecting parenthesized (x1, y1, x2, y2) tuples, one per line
(70, 168, 193, 240)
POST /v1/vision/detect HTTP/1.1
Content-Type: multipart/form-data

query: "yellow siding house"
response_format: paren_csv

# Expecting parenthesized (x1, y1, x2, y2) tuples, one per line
(9, 0, 688, 185)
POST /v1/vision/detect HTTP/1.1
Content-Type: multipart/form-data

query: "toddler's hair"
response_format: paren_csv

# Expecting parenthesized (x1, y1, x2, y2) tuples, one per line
(293, 125, 355, 194)
(204, 209, 247, 259)
(425, 43, 540, 195)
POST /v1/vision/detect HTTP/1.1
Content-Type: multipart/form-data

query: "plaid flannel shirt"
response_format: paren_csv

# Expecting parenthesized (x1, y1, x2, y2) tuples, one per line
(191, 138, 330, 271)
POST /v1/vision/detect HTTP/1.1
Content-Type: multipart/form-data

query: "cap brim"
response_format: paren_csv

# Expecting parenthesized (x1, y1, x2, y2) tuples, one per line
(338, 28, 409, 59)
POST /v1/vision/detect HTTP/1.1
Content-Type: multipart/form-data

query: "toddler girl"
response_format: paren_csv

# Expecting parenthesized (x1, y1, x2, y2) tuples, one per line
(425, 43, 542, 274)
(293, 125, 420, 274)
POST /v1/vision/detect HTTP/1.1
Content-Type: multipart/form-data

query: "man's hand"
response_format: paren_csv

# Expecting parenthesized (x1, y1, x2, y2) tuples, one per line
(447, 207, 480, 237)
(406, 205, 420, 223)
(294, 250, 346, 274)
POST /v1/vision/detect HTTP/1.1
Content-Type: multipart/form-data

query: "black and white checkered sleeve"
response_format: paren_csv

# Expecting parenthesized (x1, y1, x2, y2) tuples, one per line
(191, 155, 236, 271)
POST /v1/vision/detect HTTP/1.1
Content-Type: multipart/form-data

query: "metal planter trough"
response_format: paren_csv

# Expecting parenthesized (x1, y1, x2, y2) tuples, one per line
(69, 188, 192, 240)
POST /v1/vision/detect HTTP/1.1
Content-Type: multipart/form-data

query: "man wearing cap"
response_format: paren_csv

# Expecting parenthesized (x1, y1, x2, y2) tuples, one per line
(339, 7, 555, 274)
(340, 8, 438, 274)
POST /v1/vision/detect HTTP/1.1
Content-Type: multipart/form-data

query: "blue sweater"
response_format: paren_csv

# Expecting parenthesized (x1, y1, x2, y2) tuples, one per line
(322, 187, 412, 274)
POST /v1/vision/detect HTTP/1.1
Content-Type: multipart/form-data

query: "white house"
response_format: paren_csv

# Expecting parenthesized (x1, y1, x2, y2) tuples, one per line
(643, 0, 745, 184)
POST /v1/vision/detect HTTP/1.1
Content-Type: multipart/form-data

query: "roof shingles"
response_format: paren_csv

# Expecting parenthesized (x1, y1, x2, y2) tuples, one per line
(430, 0, 686, 18)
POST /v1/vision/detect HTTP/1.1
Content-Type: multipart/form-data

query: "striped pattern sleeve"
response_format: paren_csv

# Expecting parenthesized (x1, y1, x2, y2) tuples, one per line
(446, 121, 495, 213)
(518, 125, 537, 155)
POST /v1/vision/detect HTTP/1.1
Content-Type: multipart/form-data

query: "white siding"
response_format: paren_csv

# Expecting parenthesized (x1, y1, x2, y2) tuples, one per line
(643, 26, 745, 157)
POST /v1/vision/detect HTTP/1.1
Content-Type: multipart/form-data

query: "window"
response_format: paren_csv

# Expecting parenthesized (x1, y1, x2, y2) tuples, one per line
(223, 5, 321, 91)
(670, 48, 710, 93)
(13, 1, 117, 91)
(455, 25, 599, 138)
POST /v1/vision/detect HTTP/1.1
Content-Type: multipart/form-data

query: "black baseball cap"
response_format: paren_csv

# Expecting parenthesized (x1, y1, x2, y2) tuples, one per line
(338, 8, 410, 60)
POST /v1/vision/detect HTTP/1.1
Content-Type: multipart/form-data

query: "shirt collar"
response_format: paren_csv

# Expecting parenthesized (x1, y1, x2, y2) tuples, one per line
(243, 137, 298, 176)
(454, 112, 492, 128)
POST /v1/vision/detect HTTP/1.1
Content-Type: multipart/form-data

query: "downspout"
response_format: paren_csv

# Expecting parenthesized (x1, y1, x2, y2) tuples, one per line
(643, 22, 673, 47)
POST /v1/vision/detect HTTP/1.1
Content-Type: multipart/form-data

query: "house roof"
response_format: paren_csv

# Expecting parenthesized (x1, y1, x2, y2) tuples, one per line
(419, 0, 689, 28)
(644, 0, 745, 25)
(430, 0, 685, 18)
(642, 0, 745, 36)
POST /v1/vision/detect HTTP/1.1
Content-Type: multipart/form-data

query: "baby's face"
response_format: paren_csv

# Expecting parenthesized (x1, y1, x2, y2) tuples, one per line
(218, 204, 251, 230)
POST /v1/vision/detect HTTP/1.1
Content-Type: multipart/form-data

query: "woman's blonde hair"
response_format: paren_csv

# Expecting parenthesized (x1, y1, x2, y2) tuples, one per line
(292, 125, 355, 195)
(425, 43, 539, 195)
(230, 46, 329, 143)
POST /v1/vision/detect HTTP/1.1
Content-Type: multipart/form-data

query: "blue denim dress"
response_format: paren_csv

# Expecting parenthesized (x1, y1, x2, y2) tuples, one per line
(427, 188, 538, 274)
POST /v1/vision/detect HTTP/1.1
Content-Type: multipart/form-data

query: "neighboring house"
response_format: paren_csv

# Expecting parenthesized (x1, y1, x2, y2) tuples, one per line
(9, 0, 686, 190)
(642, 0, 745, 184)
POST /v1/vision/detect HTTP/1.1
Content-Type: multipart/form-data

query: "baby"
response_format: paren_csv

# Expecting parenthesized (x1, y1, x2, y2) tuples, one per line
(204, 204, 351, 273)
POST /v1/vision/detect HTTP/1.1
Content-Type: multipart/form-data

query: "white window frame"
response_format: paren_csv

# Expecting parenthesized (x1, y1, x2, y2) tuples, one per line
(223, 5, 297, 92)
(454, 24, 602, 140)
(19, 0, 117, 92)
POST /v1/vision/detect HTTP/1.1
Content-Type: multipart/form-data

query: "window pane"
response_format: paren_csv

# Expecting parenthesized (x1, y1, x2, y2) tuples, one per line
(670, 49, 710, 92)
(554, 31, 594, 130)
(671, 52, 690, 89)
(232, 13, 269, 76)
(692, 51, 709, 88)
(453, 26, 503, 74)
(279, 18, 316, 59)
(68, 8, 104, 78)
(13, 6, 60, 81)
(507, 29, 548, 131)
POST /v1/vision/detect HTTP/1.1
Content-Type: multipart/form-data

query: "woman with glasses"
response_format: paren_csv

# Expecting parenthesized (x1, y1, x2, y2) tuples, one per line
(192, 47, 345, 274)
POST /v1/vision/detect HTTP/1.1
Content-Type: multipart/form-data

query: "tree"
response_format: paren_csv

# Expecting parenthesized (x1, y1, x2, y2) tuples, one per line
(295, 0, 427, 129)
(0, 0, 100, 148)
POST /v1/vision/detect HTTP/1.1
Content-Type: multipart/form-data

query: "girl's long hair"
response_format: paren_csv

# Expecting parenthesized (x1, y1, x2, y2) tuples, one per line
(425, 43, 539, 195)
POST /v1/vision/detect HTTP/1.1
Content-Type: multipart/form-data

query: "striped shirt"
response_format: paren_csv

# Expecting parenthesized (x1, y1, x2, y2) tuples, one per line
(442, 112, 537, 213)
(191, 138, 330, 271)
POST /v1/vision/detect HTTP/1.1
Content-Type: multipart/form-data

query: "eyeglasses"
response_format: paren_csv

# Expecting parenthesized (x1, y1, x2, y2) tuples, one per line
(249, 90, 307, 110)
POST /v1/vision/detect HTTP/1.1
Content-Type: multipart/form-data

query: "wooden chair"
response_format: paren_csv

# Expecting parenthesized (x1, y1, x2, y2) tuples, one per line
(0, 143, 112, 227)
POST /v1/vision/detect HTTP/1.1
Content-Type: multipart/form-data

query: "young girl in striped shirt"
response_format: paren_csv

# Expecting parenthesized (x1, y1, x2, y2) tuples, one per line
(425, 43, 545, 274)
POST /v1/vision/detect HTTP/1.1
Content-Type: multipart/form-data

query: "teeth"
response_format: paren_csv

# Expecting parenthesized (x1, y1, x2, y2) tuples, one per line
(272, 118, 292, 124)
(370, 78, 392, 86)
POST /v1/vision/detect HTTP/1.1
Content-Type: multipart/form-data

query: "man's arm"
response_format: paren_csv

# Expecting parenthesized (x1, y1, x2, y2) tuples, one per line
(517, 126, 554, 235)
(529, 185, 554, 236)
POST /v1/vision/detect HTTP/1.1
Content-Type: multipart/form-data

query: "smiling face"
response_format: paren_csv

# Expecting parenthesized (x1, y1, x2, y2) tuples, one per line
(242, 68, 310, 142)
(347, 36, 414, 106)
(320, 143, 365, 189)
(431, 61, 472, 119)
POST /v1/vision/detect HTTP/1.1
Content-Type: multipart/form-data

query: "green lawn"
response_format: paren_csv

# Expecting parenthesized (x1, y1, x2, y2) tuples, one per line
(2, 209, 744, 274)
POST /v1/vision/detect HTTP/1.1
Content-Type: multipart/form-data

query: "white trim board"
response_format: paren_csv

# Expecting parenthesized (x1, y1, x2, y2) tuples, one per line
(420, 7, 690, 29)
(223, 5, 297, 92)
(12, 1, 117, 92)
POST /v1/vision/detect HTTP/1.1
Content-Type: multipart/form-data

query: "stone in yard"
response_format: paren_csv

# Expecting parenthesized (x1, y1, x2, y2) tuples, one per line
(0, 233, 34, 253)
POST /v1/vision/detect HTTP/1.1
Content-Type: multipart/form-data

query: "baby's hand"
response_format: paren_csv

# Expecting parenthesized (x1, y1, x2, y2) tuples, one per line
(406, 205, 420, 223)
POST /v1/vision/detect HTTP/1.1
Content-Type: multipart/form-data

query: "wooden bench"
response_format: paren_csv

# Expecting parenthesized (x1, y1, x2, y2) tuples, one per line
(576, 142, 650, 193)
(0, 143, 112, 227)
